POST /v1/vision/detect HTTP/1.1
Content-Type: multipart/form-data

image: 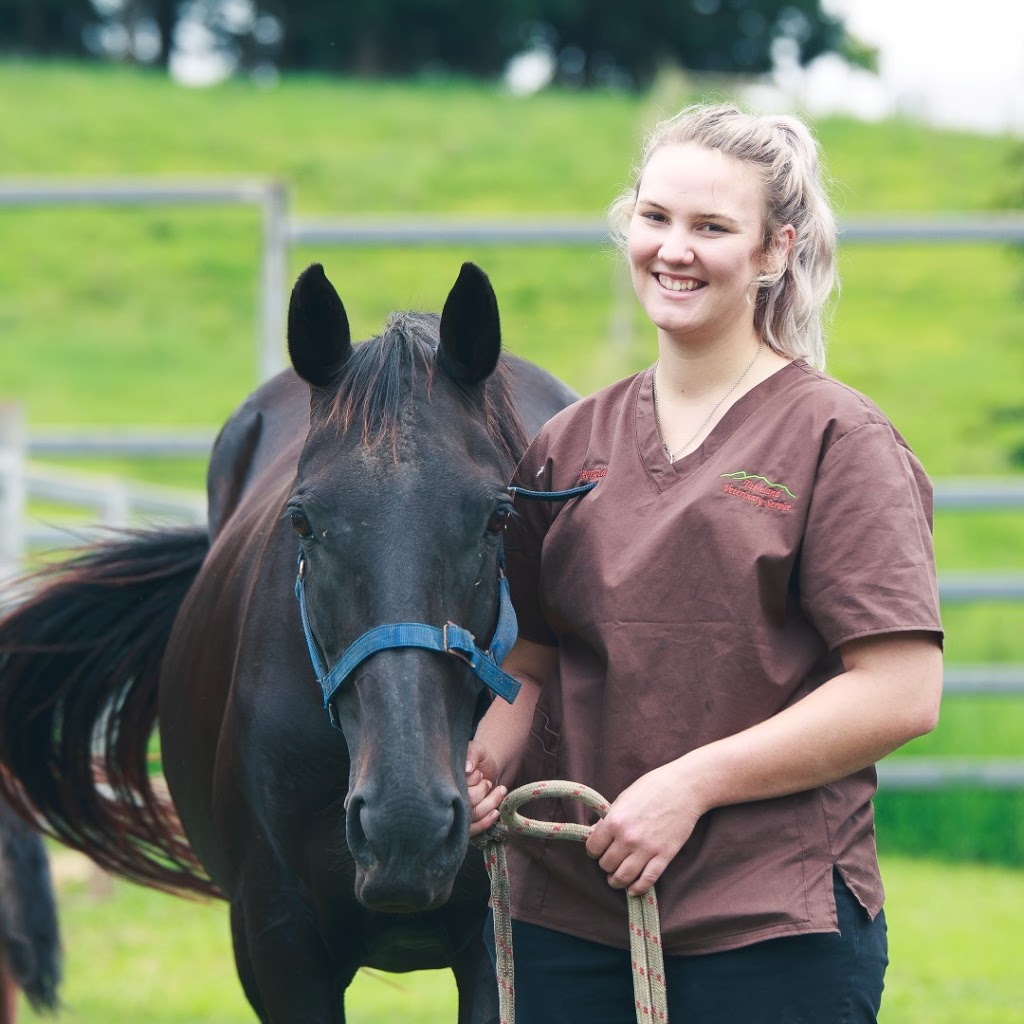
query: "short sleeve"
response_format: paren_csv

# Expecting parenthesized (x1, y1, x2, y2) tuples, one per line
(504, 442, 559, 646)
(798, 422, 943, 650)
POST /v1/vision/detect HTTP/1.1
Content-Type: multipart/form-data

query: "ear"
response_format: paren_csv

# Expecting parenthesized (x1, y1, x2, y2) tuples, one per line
(437, 262, 501, 386)
(762, 224, 796, 278)
(287, 263, 352, 389)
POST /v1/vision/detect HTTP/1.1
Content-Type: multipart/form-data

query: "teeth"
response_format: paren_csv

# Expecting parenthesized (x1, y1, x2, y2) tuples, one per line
(658, 274, 701, 292)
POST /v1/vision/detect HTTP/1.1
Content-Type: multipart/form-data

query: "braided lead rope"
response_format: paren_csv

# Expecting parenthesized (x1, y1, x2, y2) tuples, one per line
(474, 780, 669, 1024)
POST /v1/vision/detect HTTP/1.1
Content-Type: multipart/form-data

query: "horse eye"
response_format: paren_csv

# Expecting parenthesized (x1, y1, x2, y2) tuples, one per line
(290, 509, 314, 540)
(486, 506, 515, 535)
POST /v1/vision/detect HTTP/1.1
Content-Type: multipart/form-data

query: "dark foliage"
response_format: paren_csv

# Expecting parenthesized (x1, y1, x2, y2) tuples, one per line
(0, 0, 854, 88)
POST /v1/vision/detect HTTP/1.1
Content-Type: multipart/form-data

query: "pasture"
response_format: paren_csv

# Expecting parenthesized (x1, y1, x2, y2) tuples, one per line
(20, 853, 1024, 1024)
(1, 59, 1023, 1020)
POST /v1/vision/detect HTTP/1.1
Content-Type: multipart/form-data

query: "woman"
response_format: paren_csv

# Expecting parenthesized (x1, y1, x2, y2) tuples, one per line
(466, 103, 943, 1023)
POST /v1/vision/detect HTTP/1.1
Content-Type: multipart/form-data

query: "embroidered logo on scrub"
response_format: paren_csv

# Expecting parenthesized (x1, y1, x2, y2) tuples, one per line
(579, 467, 607, 482)
(720, 470, 797, 511)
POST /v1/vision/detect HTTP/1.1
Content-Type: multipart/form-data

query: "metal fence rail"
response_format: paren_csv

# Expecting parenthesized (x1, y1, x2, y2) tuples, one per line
(943, 665, 1024, 695)
(288, 213, 1024, 247)
(28, 427, 217, 458)
(878, 758, 1024, 790)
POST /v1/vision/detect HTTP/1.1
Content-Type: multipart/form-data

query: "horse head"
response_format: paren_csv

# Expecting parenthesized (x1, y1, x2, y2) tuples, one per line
(286, 262, 525, 912)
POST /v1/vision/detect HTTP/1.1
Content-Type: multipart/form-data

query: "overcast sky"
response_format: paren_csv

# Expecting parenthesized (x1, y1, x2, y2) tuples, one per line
(792, 0, 1024, 134)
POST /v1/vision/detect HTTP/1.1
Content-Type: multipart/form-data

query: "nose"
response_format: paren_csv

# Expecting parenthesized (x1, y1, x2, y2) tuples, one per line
(346, 781, 468, 910)
(346, 780, 465, 865)
(658, 227, 695, 266)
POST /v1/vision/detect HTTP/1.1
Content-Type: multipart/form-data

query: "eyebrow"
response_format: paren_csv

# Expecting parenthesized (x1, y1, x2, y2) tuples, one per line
(694, 211, 739, 223)
(636, 198, 741, 227)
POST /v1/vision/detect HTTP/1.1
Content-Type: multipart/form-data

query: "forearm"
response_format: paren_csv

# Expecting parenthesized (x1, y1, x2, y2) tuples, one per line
(585, 634, 942, 895)
(467, 638, 553, 836)
(474, 674, 542, 785)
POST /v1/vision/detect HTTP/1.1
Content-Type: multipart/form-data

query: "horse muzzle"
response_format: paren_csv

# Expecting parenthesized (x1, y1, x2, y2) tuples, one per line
(346, 783, 468, 912)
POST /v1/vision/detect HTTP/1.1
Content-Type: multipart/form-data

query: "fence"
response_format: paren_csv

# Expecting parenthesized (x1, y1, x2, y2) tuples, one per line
(2, 180, 1023, 790)
(0, 180, 289, 383)
(0, 405, 205, 588)
(4, 180, 1024, 381)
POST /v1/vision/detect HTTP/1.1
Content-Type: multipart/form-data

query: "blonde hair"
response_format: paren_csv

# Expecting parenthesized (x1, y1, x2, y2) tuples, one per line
(608, 103, 838, 368)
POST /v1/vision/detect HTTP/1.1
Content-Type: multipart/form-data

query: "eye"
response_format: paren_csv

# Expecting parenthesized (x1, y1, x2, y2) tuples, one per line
(486, 505, 516, 535)
(289, 508, 314, 540)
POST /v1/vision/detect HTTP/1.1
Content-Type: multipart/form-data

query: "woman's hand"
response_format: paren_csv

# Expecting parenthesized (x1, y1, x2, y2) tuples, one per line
(585, 762, 705, 897)
(466, 739, 507, 838)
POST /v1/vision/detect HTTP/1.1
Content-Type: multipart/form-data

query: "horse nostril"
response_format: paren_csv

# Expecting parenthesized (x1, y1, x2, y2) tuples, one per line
(450, 794, 468, 843)
(346, 795, 373, 864)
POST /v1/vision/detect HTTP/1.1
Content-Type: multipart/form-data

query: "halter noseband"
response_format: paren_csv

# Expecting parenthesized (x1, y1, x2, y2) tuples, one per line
(293, 480, 596, 729)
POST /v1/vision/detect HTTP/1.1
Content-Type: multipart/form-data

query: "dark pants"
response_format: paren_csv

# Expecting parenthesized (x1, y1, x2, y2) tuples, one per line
(484, 870, 887, 1024)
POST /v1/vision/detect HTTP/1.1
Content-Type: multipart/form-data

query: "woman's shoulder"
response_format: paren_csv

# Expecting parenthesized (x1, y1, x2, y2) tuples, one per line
(513, 369, 644, 489)
(784, 361, 888, 418)
(777, 361, 913, 451)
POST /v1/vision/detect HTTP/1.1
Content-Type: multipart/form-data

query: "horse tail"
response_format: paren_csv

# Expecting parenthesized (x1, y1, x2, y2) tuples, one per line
(0, 527, 221, 900)
(0, 796, 61, 1013)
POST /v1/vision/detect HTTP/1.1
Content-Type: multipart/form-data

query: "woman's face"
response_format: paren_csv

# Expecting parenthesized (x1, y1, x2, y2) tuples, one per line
(627, 142, 769, 348)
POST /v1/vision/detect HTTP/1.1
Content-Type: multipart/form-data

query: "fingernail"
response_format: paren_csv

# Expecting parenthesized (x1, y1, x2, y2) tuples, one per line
(465, 760, 472, 772)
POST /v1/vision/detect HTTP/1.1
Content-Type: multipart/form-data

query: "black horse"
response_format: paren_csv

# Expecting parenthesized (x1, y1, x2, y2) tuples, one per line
(0, 263, 576, 1023)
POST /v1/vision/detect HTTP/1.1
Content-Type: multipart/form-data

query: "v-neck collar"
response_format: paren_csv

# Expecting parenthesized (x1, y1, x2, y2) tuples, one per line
(635, 359, 807, 490)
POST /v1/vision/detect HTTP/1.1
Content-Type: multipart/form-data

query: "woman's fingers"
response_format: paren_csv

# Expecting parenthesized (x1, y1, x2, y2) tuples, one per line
(468, 779, 507, 837)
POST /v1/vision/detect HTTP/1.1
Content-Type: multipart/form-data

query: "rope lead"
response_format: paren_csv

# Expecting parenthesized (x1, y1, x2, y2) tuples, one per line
(473, 780, 669, 1024)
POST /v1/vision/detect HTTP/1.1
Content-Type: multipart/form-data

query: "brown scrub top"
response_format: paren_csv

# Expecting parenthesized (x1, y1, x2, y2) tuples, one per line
(503, 359, 943, 956)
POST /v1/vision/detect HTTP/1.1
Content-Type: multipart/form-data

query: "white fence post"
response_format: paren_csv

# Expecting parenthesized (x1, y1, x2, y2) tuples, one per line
(0, 402, 27, 580)
(99, 479, 131, 527)
(260, 181, 289, 383)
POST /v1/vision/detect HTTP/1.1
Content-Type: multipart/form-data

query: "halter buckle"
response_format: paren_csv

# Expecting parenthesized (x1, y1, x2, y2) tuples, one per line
(443, 621, 474, 664)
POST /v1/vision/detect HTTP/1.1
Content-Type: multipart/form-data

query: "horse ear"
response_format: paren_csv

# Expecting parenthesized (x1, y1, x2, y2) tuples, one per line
(287, 263, 352, 390)
(437, 262, 501, 386)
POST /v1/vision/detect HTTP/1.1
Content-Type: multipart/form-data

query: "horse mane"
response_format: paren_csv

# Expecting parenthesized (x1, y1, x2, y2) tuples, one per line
(326, 311, 529, 468)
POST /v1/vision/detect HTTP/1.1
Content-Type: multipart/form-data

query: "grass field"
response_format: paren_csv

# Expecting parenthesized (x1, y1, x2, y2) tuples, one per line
(19, 853, 1024, 1024)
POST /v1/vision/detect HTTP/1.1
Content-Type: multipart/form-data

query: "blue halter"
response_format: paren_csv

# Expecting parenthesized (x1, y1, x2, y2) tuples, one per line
(295, 547, 521, 728)
(293, 480, 596, 729)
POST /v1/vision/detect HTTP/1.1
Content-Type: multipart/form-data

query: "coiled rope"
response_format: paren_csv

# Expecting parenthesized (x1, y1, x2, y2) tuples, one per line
(473, 780, 669, 1024)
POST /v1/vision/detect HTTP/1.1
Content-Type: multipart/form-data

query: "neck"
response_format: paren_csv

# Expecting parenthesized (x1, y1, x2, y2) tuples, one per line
(655, 329, 763, 399)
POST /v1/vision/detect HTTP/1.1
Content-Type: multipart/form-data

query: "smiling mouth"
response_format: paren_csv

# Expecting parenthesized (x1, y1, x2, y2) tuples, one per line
(657, 274, 704, 292)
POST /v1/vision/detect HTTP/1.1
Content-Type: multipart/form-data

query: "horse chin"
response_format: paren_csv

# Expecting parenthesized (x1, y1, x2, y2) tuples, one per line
(353, 862, 457, 913)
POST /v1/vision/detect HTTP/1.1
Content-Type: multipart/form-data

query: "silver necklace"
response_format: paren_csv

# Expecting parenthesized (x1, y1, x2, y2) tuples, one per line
(653, 343, 762, 463)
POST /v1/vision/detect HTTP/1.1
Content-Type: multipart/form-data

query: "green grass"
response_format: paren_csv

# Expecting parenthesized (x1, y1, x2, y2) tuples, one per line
(19, 855, 1024, 1024)
(880, 858, 1024, 1023)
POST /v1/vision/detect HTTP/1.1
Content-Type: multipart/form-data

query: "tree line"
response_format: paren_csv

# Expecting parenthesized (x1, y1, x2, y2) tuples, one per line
(0, 1, 872, 87)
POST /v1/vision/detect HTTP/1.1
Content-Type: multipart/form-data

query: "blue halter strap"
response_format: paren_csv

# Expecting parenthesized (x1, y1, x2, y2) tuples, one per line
(293, 479, 596, 729)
